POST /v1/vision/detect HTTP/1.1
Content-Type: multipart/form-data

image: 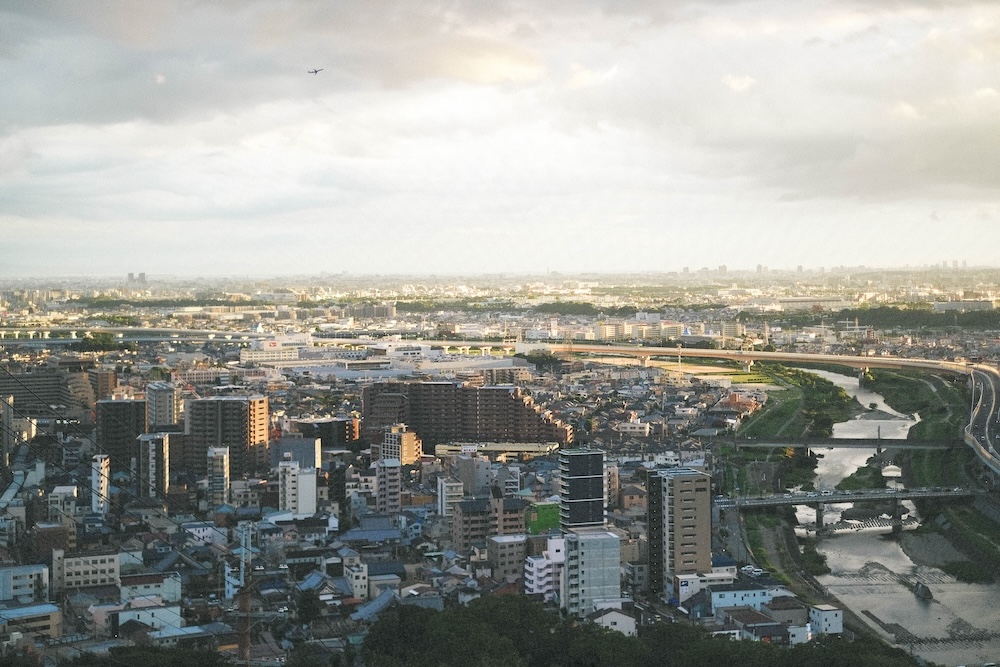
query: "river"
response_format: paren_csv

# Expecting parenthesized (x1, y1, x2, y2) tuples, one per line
(793, 369, 1000, 667)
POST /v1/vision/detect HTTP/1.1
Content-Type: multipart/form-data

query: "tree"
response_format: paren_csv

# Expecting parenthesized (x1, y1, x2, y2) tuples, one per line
(297, 588, 323, 625)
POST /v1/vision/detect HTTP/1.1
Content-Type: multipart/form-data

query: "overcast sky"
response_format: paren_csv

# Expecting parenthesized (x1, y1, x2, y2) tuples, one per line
(2, 0, 1000, 277)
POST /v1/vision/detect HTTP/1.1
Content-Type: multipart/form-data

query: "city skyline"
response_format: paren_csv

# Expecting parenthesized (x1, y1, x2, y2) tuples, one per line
(4, 1, 1000, 276)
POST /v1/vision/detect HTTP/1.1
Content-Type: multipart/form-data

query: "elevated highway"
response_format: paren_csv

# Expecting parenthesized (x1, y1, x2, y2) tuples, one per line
(0, 326, 269, 344)
(540, 342, 971, 375)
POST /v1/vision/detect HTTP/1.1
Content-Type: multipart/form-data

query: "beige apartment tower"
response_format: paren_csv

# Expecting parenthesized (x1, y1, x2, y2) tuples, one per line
(378, 424, 422, 465)
(647, 467, 712, 596)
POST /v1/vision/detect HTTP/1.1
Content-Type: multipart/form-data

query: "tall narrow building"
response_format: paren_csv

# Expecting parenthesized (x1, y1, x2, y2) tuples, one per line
(91, 454, 110, 515)
(375, 458, 402, 516)
(185, 396, 268, 478)
(647, 468, 712, 597)
(558, 448, 606, 531)
(555, 447, 622, 616)
(137, 433, 170, 500)
(206, 447, 230, 508)
(87, 368, 117, 402)
(277, 457, 317, 516)
(1, 395, 14, 469)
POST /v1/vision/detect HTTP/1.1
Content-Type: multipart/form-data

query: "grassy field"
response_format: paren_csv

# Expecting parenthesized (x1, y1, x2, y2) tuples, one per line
(738, 365, 856, 438)
(835, 462, 885, 491)
(728, 372, 774, 384)
(943, 504, 1000, 563)
(908, 446, 972, 487)
(740, 388, 802, 438)
(863, 370, 968, 440)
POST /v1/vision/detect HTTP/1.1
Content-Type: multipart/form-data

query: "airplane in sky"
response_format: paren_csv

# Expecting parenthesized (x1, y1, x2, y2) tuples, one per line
(308, 69, 323, 75)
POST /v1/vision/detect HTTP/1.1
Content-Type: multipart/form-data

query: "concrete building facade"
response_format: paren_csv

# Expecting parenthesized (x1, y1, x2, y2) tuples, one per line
(186, 396, 268, 478)
(647, 467, 712, 597)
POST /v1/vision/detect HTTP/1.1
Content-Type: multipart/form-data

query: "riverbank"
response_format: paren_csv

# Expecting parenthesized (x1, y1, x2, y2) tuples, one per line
(862, 369, 968, 440)
(898, 531, 969, 568)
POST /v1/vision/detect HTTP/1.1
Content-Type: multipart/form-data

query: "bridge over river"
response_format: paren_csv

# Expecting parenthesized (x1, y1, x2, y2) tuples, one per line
(709, 437, 961, 450)
(716, 486, 975, 529)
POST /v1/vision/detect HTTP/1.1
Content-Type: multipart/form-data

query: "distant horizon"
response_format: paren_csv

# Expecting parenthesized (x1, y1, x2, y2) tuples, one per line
(3, 262, 1000, 284)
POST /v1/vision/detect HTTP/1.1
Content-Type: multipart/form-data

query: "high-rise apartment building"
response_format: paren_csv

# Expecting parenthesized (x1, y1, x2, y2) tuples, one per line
(555, 447, 621, 616)
(146, 382, 181, 430)
(361, 381, 573, 445)
(206, 447, 230, 508)
(375, 458, 402, 516)
(0, 368, 94, 420)
(647, 468, 712, 596)
(91, 455, 110, 515)
(278, 458, 317, 516)
(1, 395, 14, 468)
(95, 399, 147, 473)
(185, 396, 268, 478)
(560, 528, 622, 617)
(87, 368, 117, 402)
(558, 449, 606, 531)
(137, 433, 170, 500)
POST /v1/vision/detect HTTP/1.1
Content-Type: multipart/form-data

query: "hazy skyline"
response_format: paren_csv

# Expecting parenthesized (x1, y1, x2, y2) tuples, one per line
(3, 1, 1000, 277)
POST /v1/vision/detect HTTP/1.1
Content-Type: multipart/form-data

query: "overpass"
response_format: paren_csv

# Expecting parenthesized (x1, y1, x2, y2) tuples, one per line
(716, 487, 975, 530)
(0, 327, 269, 344)
(710, 437, 960, 450)
(539, 342, 971, 375)
(715, 487, 974, 509)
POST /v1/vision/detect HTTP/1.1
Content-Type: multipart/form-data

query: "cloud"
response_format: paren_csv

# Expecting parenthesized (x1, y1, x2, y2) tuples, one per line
(5, 0, 1000, 275)
(721, 73, 757, 93)
(890, 101, 925, 119)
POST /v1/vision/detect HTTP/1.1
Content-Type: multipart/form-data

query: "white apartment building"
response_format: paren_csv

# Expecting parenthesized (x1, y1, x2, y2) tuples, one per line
(0, 564, 49, 603)
(379, 424, 422, 465)
(278, 458, 317, 516)
(436, 476, 464, 520)
(809, 605, 843, 635)
(524, 536, 565, 602)
(91, 455, 110, 515)
(47, 486, 78, 522)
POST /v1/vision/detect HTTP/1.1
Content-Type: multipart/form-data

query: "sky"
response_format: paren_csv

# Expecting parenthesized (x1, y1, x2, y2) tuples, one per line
(2, 0, 1000, 277)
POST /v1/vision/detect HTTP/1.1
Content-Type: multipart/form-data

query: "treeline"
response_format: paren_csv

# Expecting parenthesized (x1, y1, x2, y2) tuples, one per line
(361, 596, 920, 667)
(77, 298, 272, 309)
(394, 300, 517, 313)
(0, 647, 233, 667)
(742, 306, 1000, 330)
(532, 302, 638, 317)
(68, 333, 133, 352)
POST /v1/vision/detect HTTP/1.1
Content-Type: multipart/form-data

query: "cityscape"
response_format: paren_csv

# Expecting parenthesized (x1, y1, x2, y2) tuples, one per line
(5, 1, 1000, 666)
(0, 268, 998, 666)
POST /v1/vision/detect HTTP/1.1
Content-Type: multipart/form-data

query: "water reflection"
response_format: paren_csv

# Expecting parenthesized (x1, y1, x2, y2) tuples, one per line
(792, 368, 1000, 665)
